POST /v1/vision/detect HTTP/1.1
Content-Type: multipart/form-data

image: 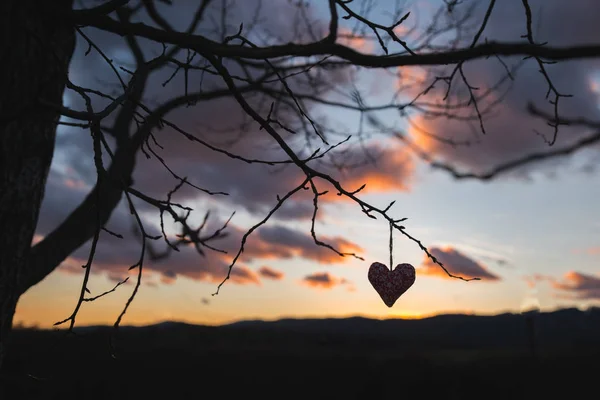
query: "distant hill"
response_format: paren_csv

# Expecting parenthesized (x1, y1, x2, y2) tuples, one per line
(7, 307, 600, 399)
(219, 307, 600, 352)
(60, 306, 600, 353)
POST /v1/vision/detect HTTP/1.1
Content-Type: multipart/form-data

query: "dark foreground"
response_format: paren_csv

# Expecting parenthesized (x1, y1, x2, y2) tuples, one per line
(2, 308, 599, 399)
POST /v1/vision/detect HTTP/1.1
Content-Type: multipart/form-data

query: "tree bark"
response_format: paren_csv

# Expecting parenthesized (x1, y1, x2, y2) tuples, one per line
(0, 0, 75, 370)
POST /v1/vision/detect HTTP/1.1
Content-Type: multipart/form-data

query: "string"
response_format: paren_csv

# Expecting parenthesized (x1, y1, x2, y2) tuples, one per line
(389, 220, 393, 271)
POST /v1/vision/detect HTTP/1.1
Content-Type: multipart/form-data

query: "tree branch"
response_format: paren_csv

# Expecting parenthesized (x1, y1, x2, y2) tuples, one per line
(70, 14, 600, 66)
(429, 130, 600, 180)
(23, 78, 262, 294)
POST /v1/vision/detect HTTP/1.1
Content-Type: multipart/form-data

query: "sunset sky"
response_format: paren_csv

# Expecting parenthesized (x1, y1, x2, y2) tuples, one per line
(15, 0, 600, 328)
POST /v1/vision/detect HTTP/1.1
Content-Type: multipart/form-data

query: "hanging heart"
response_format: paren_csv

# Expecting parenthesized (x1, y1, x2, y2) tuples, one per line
(368, 262, 416, 307)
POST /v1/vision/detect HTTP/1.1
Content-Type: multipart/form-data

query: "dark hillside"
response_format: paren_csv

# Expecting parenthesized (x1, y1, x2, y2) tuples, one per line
(2, 308, 598, 399)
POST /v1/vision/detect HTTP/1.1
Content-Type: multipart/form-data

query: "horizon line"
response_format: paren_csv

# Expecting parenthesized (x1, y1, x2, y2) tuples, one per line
(15, 305, 597, 331)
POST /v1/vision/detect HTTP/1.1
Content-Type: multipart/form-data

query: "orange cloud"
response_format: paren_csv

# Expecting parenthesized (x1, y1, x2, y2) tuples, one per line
(395, 65, 429, 94)
(523, 273, 555, 289)
(587, 247, 600, 255)
(407, 113, 448, 158)
(337, 27, 373, 53)
(318, 141, 414, 199)
(63, 177, 89, 190)
(419, 246, 500, 281)
(550, 271, 600, 300)
(300, 272, 351, 290)
(160, 270, 177, 285)
(589, 76, 600, 94)
(258, 266, 284, 280)
(401, 43, 598, 180)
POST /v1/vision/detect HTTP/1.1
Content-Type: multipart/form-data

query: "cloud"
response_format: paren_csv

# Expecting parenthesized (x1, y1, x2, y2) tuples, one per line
(320, 141, 414, 194)
(49, 0, 361, 212)
(160, 270, 178, 285)
(337, 27, 375, 53)
(252, 225, 363, 264)
(38, 3, 418, 268)
(523, 273, 554, 289)
(300, 272, 351, 290)
(275, 200, 317, 221)
(404, 0, 600, 178)
(35, 6, 419, 306)
(40, 191, 262, 287)
(587, 247, 600, 256)
(129, 132, 414, 217)
(35, 2, 411, 293)
(550, 271, 600, 300)
(419, 246, 500, 281)
(36, 171, 92, 236)
(258, 266, 284, 281)
(40, 172, 361, 288)
(107, 273, 130, 285)
(571, 246, 600, 256)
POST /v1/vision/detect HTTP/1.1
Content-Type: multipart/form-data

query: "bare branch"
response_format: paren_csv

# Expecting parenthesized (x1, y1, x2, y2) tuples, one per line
(213, 177, 311, 296)
(70, 14, 600, 66)
(203, 47, 474, 282)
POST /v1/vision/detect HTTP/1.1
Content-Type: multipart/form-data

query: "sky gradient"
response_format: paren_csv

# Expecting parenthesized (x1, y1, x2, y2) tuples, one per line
(15, 0, 600, 328)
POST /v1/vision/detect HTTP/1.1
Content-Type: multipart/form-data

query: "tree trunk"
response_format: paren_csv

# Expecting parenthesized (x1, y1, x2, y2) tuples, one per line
(0, 0, 75, 370)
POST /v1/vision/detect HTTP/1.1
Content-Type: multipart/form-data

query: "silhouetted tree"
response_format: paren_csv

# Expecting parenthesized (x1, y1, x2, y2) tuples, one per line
(2, 0, 600, 369)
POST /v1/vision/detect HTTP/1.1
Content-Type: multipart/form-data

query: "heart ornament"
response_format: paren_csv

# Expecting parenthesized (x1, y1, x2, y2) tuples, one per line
(368, 262, 416, 307)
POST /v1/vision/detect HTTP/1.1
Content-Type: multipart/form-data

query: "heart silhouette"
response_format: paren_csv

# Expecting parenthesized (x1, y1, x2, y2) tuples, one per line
(368, 262, 416, 307)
